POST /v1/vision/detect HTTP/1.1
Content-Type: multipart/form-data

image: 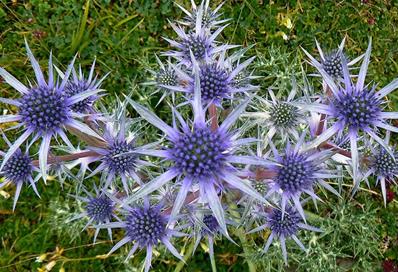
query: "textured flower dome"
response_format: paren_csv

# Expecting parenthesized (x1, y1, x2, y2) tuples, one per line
(182, 34, 210, 61)
(86, 196, 114, 223)
(322, 51, 343, 78)
(275, 152, 316, 193)
(269, 102, 300, 128)
(372, 149, 398, 178)
(197, 63, 229, 102)
(202, 214, 220, 235)
(171, 126, 230, 178)
(268, 207, 301, 237)
(105, 140, 136, 174)
(125, 207, 167, 247)
(19, 86, 70, 133)
(331, 88, 381, 131)
(3, 150, 32, 184)
(254, 181, 268, 195)
(64, 80, 93, 113)
(156, 68, 178, 87)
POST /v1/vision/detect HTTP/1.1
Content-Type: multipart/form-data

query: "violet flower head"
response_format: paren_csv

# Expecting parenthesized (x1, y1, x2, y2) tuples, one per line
(313, 37, 363, 79)
(87, 105, 150, 193)
(249, 206, 322, 264)
(97, 200, 183, 272)
(70, 186, 116, 242)
(0, 148, 40, 210)
(60, 59, 108, 114)
(267, 134, 339, 220)
(0, 41, 103, 180)
(125, 66, 272, 234)
(176, 0, 229, 31)
(165, 52, 257, 106)
(303, 38, 398, 185)
(163, 6, 236, 66)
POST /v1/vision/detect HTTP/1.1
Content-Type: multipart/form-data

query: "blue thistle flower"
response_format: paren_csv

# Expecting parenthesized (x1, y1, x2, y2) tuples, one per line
(176, 0, 229, 31)
(0, 41, 103, 180)
(249, 206, 322, 264)
(0, 146, 40, 211)
(163, 7, 237, 66)
(164, 52, 257, 105)
(70, 185, 116, 242)
(87, 102, 150, 193)
(313, 37, 363, 79)
(97, 200, 183, 272)
(267, 134, 339, 220)
(57, 59, 108, 114)
(302, 39, 398, 185)
(124, 67, 272, 234)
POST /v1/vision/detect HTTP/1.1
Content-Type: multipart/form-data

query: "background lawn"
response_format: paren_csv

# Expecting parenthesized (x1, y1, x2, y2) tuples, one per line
(0, 0, 398, 271)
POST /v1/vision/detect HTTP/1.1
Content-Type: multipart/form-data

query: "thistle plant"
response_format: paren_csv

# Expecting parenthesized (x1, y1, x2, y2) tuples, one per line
(1, 1, 398, 271)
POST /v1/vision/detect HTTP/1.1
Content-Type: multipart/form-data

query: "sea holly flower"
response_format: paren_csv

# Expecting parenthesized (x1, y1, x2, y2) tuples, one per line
(0, 41, 103, 180)
(163, 6, 237, 66)
(312, 37, 363, 79)
(267, 134, 339, 220)
(176, 0, 230, 31)
(302, 39, 398, 185)
(56, 59, 109, 114)
(163, 51, 257, 106)
(142, 56, 180, 106)
(70, 185, 117, 242)
(244, 85, 307, 146)
(87, 103, 152, 193)
(97, 199, 183, 272)
(124, 68, 272, 234)
(249, 206, 322, 264)
(0, 144, 40, 210)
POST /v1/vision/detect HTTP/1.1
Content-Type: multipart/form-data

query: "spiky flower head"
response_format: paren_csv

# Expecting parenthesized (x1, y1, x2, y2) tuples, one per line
(60, 59, 108, 114)
(249, 206, 322, 264)
(303, 38, 398, 185)
(87, 102, 148, 193)
(176, 0, 229, 31)
(163, 7, 236, 67)
(125, 69, 272, 234)
(313, 37, 363, 79)
(0, 148, 40, 210)
(164, 52, 257, 105)
(99, 200, 183, 272)
(0, 41, 103, 181)
(70, 185, 116, 242)
(267, 135, 339, 220)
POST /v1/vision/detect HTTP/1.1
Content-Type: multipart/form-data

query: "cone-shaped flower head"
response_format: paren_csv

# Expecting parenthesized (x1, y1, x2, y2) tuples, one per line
(302, 38, 398, 185)
(0, 41, 103, 180)
(125, 66, 272, 234)
(98, 200, 183, 272)
(249, 206, 322, 264)
(0, 149, 40, 210)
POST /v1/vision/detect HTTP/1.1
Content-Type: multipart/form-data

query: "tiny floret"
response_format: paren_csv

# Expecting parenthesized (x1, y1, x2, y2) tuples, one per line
(86, 196, 114, 223)
(269, 102, 300, 129)
(105, 140, 136, 174)
(126, 206, 167, 247)
(268, 207, 301, 237)
(372, 149, 398, 178)
(322, 51, 344, 78)
(3, 150, 33, 184)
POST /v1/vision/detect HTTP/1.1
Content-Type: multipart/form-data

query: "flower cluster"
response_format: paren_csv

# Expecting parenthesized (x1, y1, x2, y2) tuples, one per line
(1, 1, 398, 271)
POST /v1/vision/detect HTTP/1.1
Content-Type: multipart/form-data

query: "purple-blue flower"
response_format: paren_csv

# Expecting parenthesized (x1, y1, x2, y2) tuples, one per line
(164, 52, 257, 106)
(124, 67, 272, 233)
(0, 41, 103, 180)
(249, 206, 322, 264)
(97, 199, 183, 272)
(267, 135, 339, 220)
(302, 39, 398, 184)
(0, 147, 40, 211)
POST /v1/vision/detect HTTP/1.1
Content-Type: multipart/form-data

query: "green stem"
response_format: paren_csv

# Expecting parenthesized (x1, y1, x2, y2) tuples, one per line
(174, 240, 196, 272)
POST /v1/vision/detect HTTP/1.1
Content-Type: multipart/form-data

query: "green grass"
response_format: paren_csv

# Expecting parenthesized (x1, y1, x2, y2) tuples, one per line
(1, 0, 398, 271)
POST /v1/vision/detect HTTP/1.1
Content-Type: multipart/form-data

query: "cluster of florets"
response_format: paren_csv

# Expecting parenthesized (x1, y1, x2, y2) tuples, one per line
(1, 1, 398, 271)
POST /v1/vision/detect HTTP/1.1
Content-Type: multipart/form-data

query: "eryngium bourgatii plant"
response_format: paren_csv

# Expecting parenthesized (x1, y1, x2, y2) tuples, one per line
(1, 1, 397, 271)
